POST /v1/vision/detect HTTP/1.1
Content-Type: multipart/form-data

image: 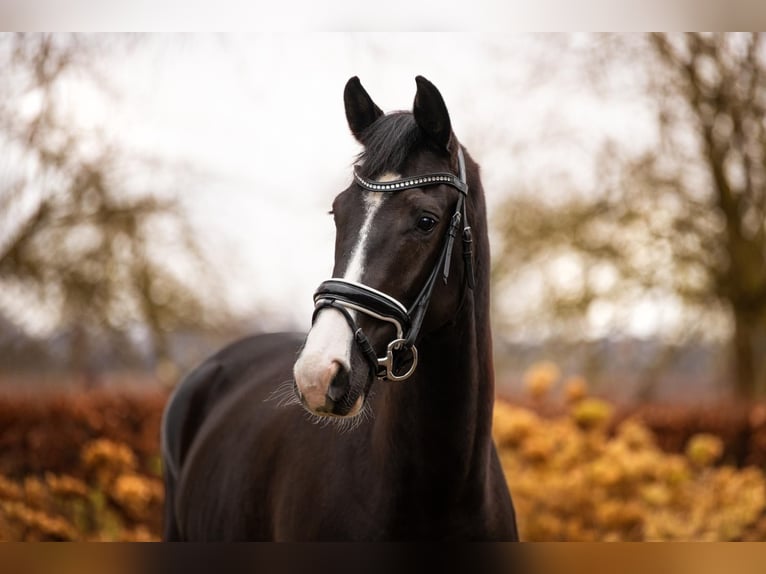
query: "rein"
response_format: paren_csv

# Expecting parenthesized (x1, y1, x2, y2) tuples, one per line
(312, 146, 475, 382)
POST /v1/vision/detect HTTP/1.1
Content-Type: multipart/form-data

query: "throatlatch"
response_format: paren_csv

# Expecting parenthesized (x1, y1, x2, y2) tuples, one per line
(312, 146, 475, 382)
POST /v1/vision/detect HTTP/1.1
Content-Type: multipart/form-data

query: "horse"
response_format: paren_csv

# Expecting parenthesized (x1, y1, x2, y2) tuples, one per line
(160, 75, 519, 541)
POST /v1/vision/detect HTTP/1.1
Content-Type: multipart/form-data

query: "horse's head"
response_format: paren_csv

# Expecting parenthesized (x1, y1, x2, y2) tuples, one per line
(293, 76, 474, 419)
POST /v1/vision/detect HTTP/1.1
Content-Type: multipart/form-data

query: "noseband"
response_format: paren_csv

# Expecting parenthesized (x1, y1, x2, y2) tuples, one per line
(312, 147, 475, 382)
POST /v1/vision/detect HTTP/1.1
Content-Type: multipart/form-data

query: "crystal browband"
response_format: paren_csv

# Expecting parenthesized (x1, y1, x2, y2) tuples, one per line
(353, 170, 468, 195)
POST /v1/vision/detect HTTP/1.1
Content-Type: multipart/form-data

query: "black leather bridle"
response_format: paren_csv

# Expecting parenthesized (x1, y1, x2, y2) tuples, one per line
(312, 147, 475, 382)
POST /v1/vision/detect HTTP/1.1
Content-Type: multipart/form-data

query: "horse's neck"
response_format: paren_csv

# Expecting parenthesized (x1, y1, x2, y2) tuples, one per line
(370, 295, 495, 488)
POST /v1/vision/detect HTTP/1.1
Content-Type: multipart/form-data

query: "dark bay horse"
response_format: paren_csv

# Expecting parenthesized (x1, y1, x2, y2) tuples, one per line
(161, 76, 519, 541)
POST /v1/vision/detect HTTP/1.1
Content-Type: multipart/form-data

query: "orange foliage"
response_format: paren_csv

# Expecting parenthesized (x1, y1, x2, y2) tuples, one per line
(0, 378, 764, 541)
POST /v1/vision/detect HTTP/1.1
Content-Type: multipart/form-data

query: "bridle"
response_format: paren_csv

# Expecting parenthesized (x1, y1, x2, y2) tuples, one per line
(312, 146, 475, 382)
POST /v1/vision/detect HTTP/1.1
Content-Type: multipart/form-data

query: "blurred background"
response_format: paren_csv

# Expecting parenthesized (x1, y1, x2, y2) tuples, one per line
(1, 33, 765, 541)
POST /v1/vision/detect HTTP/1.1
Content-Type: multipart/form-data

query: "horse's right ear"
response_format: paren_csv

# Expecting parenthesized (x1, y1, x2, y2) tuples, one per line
(344, 76, 383, 143)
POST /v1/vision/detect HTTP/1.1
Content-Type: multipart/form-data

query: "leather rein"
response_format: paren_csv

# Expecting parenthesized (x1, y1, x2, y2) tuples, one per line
(312, 147, 475, 382)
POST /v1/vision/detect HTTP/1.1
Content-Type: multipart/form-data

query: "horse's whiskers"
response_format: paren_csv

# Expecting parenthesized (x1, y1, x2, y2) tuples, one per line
(299, 399, 372, 434)
(266, 379, 302, 408)
(269, 376, 371, 433)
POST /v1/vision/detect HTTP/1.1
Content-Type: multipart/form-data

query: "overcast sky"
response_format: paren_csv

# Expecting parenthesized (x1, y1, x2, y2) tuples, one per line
(56, 33, 660, 334)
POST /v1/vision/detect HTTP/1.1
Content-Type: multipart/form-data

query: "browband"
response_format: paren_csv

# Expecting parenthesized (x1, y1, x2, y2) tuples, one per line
(353, 170, 468, 195)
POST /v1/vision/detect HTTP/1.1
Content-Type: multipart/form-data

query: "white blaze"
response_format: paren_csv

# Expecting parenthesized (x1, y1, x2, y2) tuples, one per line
(343, 191, 385, 284)
(293, 173, 398, 409)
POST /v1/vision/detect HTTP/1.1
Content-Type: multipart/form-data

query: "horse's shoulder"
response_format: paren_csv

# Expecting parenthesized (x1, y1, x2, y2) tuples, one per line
(161, 358, 225, 483)
(161, 331, 305, 481)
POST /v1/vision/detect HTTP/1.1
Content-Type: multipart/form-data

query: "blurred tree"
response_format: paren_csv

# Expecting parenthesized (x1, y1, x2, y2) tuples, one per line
(0, 34, 225, 385)
(494, 33, 766, 398)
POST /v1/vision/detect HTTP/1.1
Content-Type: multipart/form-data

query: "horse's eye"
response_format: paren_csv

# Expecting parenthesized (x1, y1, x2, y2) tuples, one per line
(417, 216, 437, 233)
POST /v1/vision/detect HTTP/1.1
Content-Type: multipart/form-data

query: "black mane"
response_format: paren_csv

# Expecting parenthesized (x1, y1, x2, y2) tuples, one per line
(356, 112, 421, 179)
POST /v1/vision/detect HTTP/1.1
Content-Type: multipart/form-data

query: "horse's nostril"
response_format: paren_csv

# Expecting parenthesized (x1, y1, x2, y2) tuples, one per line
(327, 362, 350, 403)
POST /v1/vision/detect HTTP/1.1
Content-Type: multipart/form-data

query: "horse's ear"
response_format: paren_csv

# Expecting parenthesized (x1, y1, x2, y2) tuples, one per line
(413, 76, 453, 152)
(344, 76, 383, 143)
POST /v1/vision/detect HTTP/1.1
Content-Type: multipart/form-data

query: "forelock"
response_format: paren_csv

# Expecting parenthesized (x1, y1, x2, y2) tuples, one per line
(355, 112, 421, 179)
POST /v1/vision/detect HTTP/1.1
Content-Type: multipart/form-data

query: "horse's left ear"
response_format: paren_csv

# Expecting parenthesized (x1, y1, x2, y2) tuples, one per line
(344, 76, 384, 143)
(413, 76, 453, 152)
